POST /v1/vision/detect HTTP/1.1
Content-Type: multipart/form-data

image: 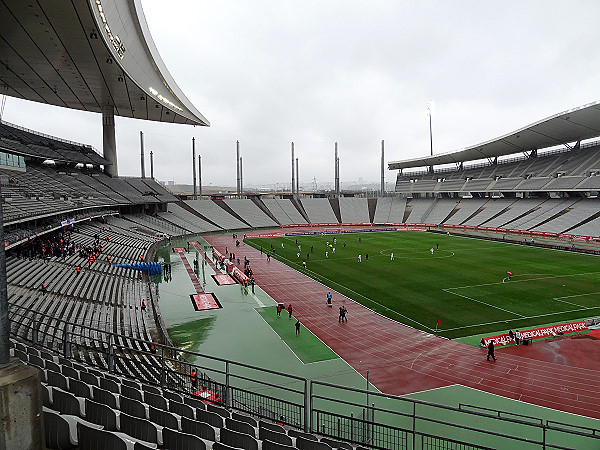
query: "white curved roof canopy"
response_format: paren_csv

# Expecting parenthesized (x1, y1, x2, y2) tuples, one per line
(0, 0, 209, 126)
(388, 101, 600, 170)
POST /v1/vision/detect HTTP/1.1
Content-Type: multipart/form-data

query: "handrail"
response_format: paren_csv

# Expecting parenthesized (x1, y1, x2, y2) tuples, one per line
(9, 302, 600, 449)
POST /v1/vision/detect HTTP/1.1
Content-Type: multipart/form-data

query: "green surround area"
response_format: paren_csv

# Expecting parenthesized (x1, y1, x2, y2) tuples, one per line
(246, 231, 600, 339)
(257, 306, 338, 363)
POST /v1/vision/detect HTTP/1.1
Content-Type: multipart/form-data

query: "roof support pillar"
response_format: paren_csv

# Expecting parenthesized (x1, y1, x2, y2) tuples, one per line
(102, 105, 118, 177)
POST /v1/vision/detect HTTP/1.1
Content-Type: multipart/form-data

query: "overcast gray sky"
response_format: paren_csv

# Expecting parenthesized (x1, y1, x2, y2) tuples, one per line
(2, 1, 600, 190)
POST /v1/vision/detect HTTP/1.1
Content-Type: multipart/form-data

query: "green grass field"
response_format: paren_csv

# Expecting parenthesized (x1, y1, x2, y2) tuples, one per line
(247, 230, 600, 339)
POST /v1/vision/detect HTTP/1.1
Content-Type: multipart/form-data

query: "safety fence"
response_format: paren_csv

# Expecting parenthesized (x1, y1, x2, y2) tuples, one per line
(8, 303, 600, 450)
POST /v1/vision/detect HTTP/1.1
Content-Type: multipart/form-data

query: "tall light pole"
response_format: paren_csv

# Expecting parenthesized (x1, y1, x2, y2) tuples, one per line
(428, 100, 434, 156)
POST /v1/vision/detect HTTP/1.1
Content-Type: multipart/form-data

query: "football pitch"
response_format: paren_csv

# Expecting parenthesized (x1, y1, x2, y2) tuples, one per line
(246, 230, 600, 339)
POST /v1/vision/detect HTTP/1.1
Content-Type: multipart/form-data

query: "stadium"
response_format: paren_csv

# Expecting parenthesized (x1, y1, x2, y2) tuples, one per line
(1, 1, 600, 449)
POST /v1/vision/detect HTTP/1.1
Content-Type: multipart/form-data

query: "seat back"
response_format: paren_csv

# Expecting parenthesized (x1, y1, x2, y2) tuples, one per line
(44, 410, 75, 450)
(259, 420, 286, 434)
(99, 377, 120, 394)
(69, 378, 92, 399)
(225, 417, 256, 438)
(80, 371, 100, 387)
(120, 396, 147, 419)
(259, 428, 292, 446)
(77, 422, 127, 450)
(262, 439, 297, 450)
(232, 411, 257, 427)
(162, 427, 206, 450)
(91, 386, 117, 409)
(46, 370, 68, 390)
(196, 409, 224, 428)
(148, 405, 178, 430)
(84, 399, 118, 431)
(295, 436, 333, 450)
(121, 385, 143, 401)
(220, 428, 258, 450)
(181, 415, 216, 441)
(144, 391, 168, 410)
(169, 400, 195, 419)
(119, 412, 158, 444)
(53, 388, 81, 416)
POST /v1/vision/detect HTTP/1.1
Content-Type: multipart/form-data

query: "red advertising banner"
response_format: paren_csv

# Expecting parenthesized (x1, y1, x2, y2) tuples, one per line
(482, 321, 588, 347)
(190, 293, 221, 311)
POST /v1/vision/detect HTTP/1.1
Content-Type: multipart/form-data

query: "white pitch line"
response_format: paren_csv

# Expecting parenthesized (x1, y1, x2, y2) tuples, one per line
(443, 289, 525, 317)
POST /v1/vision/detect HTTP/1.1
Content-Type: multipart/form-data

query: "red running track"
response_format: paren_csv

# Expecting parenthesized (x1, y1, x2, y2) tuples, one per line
(205, 234, 600, 420)
(174, 250, 205, 295)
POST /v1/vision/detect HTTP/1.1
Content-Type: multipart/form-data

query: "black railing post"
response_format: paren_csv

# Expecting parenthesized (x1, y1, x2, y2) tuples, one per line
(309, 380, 314, 433)
(63, 324, 71, 358)
(225, 360, 231, 409)
(160, 345, 166, 387)
(31, 314, 38, 345)
(108, 333, 114, 373)
(303, 379, 309, 433)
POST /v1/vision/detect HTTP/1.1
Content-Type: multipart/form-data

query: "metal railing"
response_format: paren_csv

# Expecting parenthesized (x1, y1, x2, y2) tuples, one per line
(9, 303, 600, 449)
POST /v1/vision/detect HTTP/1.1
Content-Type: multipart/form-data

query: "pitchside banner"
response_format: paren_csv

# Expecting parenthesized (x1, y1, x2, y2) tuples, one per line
(482, 321, 588, 347)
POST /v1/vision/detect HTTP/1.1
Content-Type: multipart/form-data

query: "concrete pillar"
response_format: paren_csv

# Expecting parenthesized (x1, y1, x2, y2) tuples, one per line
(0, 360, 44, 449)
(102, 105, 118, 177)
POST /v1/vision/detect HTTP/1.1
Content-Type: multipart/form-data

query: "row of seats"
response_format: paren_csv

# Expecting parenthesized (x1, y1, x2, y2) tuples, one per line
(12, 339, 359, 450)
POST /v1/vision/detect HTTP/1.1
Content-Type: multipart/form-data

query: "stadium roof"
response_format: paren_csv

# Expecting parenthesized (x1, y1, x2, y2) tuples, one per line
(389, 101, 600, 170)
(0, 0, 209, 126)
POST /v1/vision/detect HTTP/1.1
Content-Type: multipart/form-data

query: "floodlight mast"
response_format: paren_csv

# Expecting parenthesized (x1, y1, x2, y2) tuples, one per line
(428, 100, 434, 157)
(291, 142, 295, 196)
(140, 131, 145, 179)
(192, 137, 197, 200)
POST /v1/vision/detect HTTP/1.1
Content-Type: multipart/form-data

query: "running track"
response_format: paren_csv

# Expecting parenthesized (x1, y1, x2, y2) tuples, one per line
(205, 233, 600, 420)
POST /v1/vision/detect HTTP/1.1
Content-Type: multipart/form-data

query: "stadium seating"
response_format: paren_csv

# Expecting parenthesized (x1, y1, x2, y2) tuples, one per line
(299, 199, 338, 224)
(261, 198, 308, 225)
(338, 197, 370, 223)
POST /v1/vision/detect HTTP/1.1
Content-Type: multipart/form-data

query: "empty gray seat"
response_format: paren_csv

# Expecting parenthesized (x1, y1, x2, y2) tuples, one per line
(119, 412, 160, 445)
(225, 417, 256, 438)
(77, 422, 127, 450)
(289, 429, 318, 440)
(144, 391, 167, 410)
(80, 371, 100, 387)
(259, 421, 286, 434)
(262, 439, 297, 450)
(259, 428, 293, 446)
(196, 409, 224, 428)
(69, 378, 92, 399)
(92, 386, 118, 409)
(164, 390, 183, 404)
(13, 349, 27, 362)
(162, 427, 206, 450)
(62, 365, 79, 379)
(120, 396, 147, 419)
(169, 400, 195, 419)
(46, 360, 61, 373)
(141, 384, 161, 395)
(296, 436, 333, 450)
(44, 409, 78, 449)
(220, 427, 258, 450)
(148, 405, 179, 430)
(213, 443, 238, 450)
(184, 396, 206, 410)
(181, 415, 216, 441)
(122, 379, 141, 390)
(207, 403, 229, 418)
(100, 377, 120, 394)
(232, 411, 257, 427)
(46, 370, 68, 390)
(52, 388, 81, 416)
(84, 399, 118, 431)
(41, 384, 52, 408)
(121, 385, 144, 401)
(321, 437, 353, 450)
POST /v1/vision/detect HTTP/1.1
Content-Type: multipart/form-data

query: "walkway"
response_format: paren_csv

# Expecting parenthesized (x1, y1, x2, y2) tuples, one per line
(204, 233, 600, 420)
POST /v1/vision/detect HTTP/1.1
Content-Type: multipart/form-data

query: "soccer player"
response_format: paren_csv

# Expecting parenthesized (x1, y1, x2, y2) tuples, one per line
(430, 247, 434, 255)
(302, 261, 307, 269)
(332, 247, 336, 253)
(281, 242, 284, 248)
(358, 254, 362, 262)
(325, 251, 329, 258)
(297, 252, 300, 259)
(390, 252, 394, 260)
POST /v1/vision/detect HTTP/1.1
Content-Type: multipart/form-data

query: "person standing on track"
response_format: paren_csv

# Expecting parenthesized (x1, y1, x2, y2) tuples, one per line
(295, 320, 300, 336)
(515, 330, 521, 345)
(487, 340, 496, 361)
(288, 304, 293, 319)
